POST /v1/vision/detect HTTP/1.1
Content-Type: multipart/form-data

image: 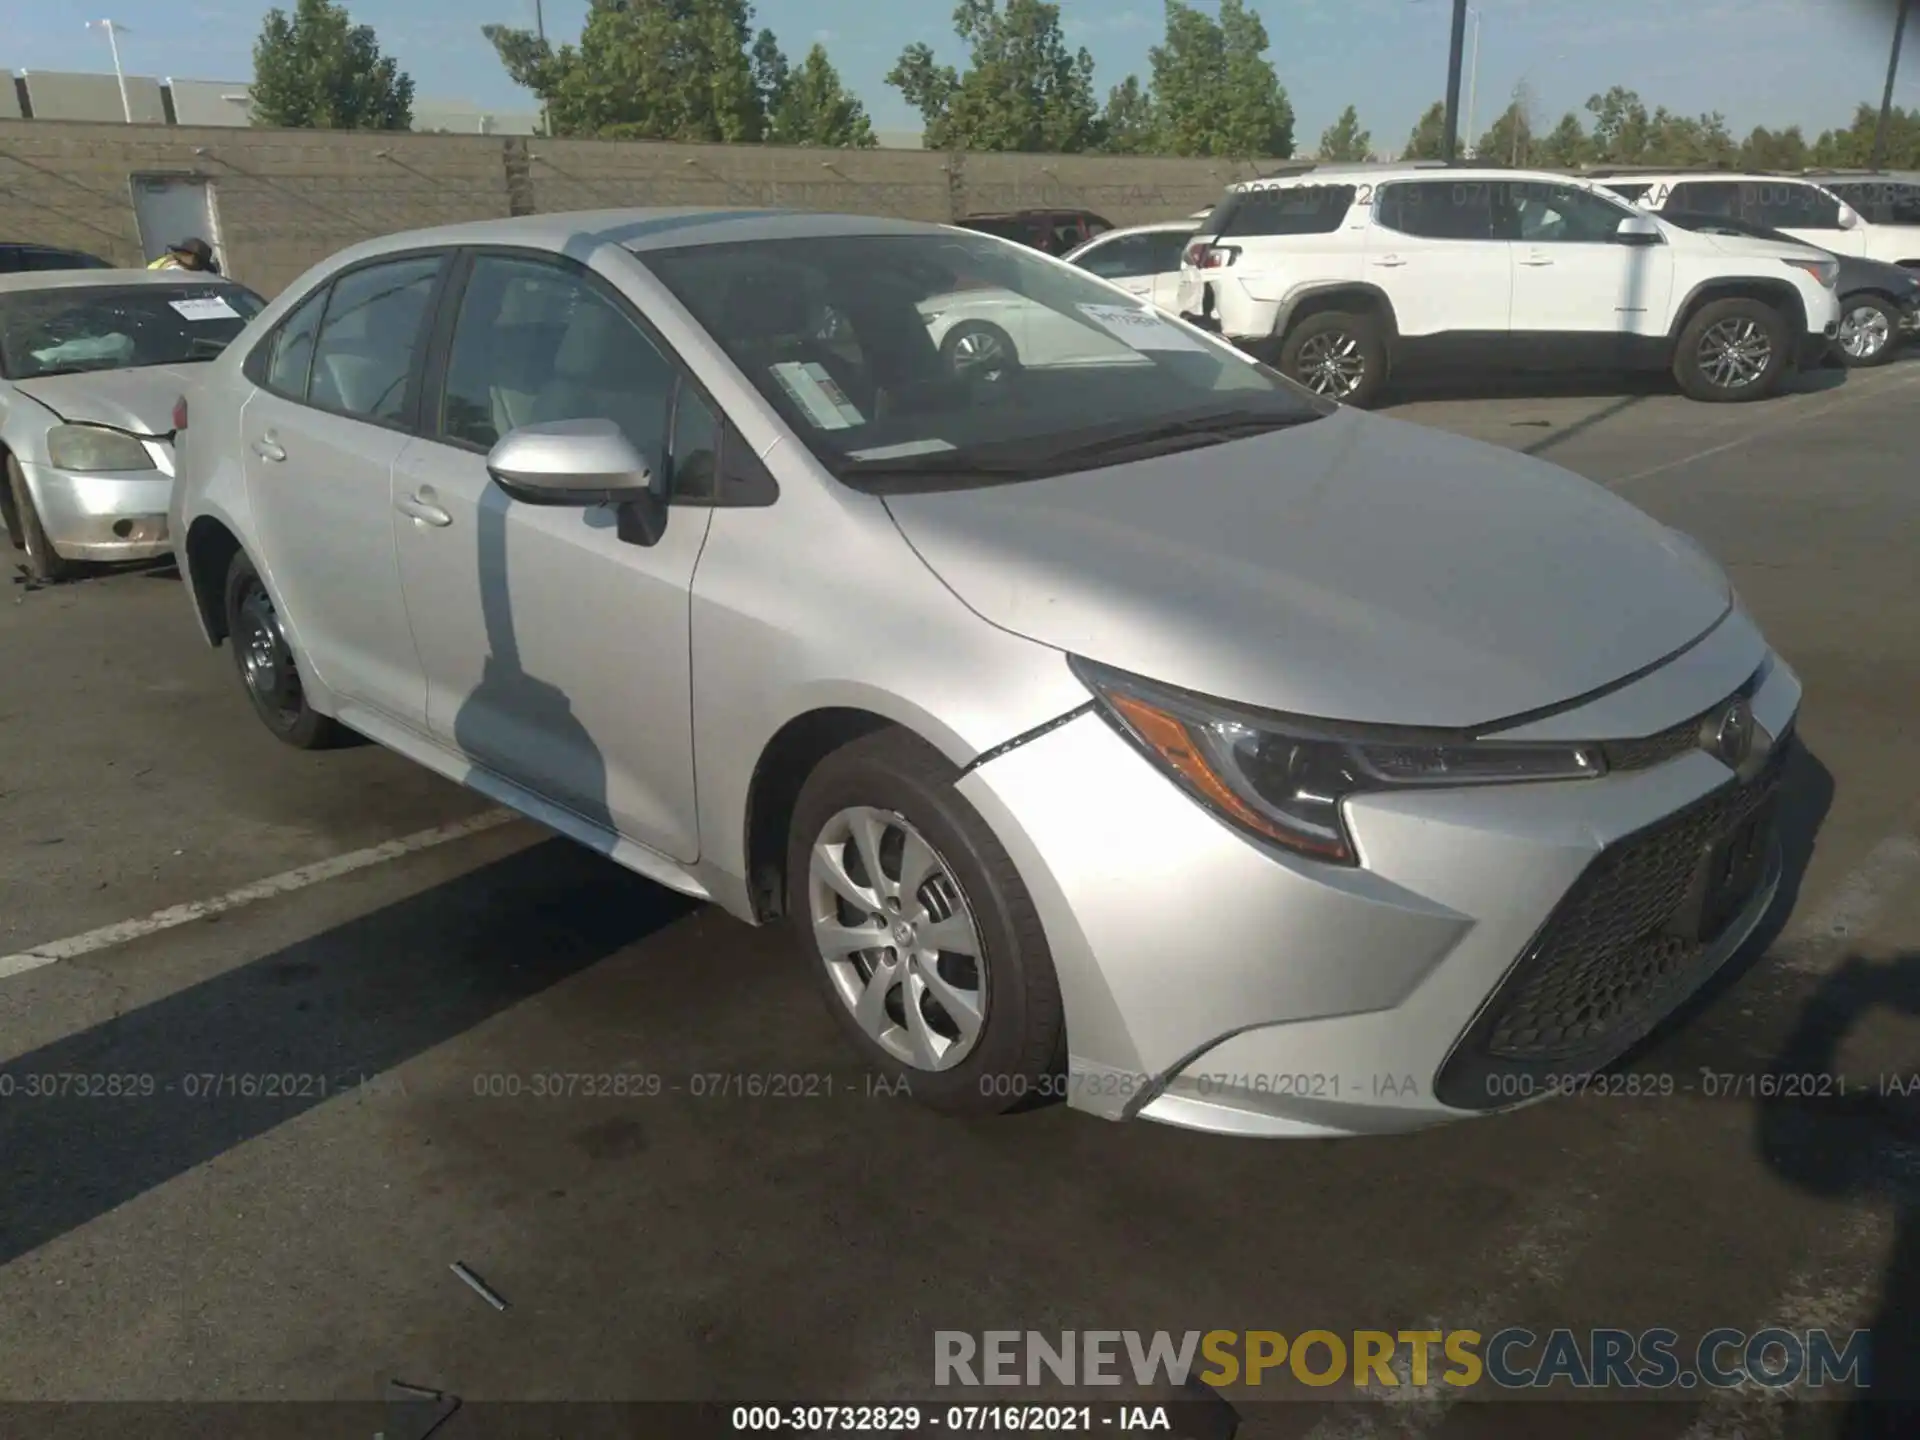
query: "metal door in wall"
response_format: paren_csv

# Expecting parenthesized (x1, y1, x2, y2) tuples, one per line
(129, 174, 226, 270)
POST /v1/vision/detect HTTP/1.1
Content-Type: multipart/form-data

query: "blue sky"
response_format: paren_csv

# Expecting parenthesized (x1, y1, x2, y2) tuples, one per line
(10, 0, 1917, 146)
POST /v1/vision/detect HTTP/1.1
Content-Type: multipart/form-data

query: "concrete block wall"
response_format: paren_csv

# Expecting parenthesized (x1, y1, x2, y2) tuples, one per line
(0, 120, 1254, 295)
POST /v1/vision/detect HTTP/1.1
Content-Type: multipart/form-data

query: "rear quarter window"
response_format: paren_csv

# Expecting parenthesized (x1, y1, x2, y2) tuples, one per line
(1212, 184, 1358, 239)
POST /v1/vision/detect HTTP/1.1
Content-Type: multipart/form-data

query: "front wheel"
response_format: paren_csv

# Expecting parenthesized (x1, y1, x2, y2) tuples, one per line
(1835, 294, 1901, 367)
(6, 456, 74, 584)
(786, 728, 1065, 1116)
(1672, 299, 1789, 402)
(1277, 311, 1388, 408)
(223, 550, 343, 749)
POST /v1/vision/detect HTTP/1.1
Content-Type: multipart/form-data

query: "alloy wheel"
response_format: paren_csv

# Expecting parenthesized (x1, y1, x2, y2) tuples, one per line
(236, 581, 304, 726)
(949, 328, 1011, 379)
(807, 806, 987, 1072)
(1696, 318, 1773, 391)
(1294, 330, 1367, 398)
(1837, 303, 1892, 362)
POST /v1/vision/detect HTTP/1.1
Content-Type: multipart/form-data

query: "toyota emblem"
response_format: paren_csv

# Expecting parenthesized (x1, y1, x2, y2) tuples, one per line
(1706, 697, 1755, 767)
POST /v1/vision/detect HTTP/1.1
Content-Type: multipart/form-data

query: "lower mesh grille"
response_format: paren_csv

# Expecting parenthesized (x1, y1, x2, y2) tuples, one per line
(1434, 737, 1790, 1111)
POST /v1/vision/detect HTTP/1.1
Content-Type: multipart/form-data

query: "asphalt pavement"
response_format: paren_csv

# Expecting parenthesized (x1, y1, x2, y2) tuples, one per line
(2, 356, 1918, 1439)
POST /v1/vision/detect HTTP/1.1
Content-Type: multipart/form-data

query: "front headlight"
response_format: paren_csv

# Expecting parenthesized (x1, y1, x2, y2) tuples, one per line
(1073, 657, 1606, 866)
(45, 424, 156, 473)
(1781, 257, 1839, 290)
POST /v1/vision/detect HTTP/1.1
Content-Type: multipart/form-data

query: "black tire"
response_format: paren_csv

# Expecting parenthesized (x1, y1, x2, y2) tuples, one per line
(6, 455, 74, 583)
(1672, 297, 1790, 402)
(1277, 310, 1388, 408)
(222, 550, 343, 750)
(939, 320, 1020, 382)
(1835, 293, 1902, 368)
(785, 727, 1065, 1116)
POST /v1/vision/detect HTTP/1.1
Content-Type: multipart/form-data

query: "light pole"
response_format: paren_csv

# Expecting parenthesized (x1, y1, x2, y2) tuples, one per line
(1440, 0, 1468, 162)
(88, 19, 133, 123)
(1871, 0, 1912, 171)
(532, 0, 550, 136)
(1463, 6, 1482, 159)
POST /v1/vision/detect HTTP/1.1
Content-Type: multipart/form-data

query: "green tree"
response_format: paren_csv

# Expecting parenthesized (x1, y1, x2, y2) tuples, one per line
(1098, 75, 1159, 154)
(766, 42, 876, 147)
(1317, 104, 1372, 162)
(483, 0, 769, 142)
(887, 0, 1100, 152)
(1739, 124, 1810, 170)
(1583, 86, 1655, 165)
(1644, 109, 1736, 167)
(1401, 100, 1446, 160)
(251, 0, 413, 130)
(1473, 102, 1531, 167)
(1532, 111, 1590, 168)
(1812, 102, 1920, 169)
(1148, 0, 1293, 157)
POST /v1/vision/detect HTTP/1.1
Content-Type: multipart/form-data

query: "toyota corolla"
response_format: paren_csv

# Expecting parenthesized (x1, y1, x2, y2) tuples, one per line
(168, 209, 1799, 1137)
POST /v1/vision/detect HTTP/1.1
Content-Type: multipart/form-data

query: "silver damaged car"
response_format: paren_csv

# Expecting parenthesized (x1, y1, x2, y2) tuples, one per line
(1, 268, 265, 581)
(169, 209, 1801, 1137)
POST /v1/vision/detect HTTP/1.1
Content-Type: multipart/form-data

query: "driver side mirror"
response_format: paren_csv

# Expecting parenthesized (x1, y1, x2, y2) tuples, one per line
(485, 418, 667, 547)
(1614, 214, 1663, 246)
(1837, 206, 1862, 230)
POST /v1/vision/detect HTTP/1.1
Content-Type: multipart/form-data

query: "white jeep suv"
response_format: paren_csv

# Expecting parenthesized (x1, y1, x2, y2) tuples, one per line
(1176, 163, 1843, 407)
(1596, 170, 1920, 271)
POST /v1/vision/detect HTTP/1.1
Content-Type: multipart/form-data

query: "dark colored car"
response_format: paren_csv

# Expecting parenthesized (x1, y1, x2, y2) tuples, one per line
(1659, 210, 1920, 367)
(955, 209, 1114, 257)
(0, 243, 116, 274)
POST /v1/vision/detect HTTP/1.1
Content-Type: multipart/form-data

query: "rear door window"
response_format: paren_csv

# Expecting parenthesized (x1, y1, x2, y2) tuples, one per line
(1665, 182, 1741, 216)
(306, 255, 444, 424)
(1375, 181, 1498, 241)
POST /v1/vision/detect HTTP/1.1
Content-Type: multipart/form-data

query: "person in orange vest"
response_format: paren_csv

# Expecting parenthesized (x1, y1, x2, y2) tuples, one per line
(148, 237, 220, 274)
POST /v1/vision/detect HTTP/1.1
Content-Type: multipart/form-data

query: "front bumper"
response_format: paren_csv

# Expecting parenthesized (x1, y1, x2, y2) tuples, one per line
(16, 456, 174, 562)
(959, 619, 1801, 1139)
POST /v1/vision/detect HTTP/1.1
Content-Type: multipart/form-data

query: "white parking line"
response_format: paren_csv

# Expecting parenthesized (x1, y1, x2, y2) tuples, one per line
(1616, 365, 1920, 485)
(0, 809, 520, 981)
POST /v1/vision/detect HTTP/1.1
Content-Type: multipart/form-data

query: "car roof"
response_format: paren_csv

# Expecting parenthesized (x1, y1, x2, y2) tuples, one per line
(303, 207, 976, 277)
(0, 267, 246, 295)
(1227, 165, 1594, 191)
(1085, 220, 1197, 236)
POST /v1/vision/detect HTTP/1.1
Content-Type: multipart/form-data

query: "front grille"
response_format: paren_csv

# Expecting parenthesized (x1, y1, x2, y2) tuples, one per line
(1434, 736, 1790, 1112)
(1600, 662, 1768, 773)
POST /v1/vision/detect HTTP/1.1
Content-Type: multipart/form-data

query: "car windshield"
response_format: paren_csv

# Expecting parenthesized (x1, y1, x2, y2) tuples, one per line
(642, 231, 1326, 490)
(0, 282, 266, 381)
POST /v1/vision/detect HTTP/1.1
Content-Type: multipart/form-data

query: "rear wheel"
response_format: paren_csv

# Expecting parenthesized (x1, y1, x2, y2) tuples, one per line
(1672, 298, 1789, 402)
(223, 550, 342, 749)
(786, 728, 1065, 1116)
(1278, 310, 1388, 408)
(1835, 294, 1900, 367)
(6, 455, 74, 584)
(940, 321, 1019, 383)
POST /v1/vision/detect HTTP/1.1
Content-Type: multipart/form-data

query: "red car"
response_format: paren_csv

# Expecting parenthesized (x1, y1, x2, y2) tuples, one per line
(954, 209, 1113, 257)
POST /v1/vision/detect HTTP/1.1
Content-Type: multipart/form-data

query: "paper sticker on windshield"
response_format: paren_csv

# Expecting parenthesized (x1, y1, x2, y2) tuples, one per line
(848, 439, 956, 460)
(1077, 303, 1210, 353)
(770, 361, 864, 430)
(169, 296, 241, 322)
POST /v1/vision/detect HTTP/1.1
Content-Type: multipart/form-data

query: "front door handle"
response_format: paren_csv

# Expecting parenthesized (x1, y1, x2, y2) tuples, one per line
(1371, 255, 1406, 267)
(1518, 253, 1555, 267)
(396, 493, 452, 527)
(251, 435, 285, 462)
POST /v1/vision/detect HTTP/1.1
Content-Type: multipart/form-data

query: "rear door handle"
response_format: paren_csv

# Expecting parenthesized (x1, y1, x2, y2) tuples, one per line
(1519, 253, 1554, 267)
(396, 493, 452, 527)
(251, 436, 285, 462)
(1371, 256, 1406, 267)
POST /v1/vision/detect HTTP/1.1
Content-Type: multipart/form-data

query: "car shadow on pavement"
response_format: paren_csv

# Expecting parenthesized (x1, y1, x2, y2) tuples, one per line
(1758, 952, 1920, 1438)
(0, 838, 694, 1267)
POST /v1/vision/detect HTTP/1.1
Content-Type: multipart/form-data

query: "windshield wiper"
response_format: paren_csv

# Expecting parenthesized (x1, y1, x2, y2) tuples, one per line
(1035, 409, 1322, 467)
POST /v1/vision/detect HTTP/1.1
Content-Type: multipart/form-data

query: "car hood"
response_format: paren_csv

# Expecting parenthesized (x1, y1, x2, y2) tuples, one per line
(1695, 230, 1832, 263)
(8, 364, 199, 437)
(882, 408, 1732, 729)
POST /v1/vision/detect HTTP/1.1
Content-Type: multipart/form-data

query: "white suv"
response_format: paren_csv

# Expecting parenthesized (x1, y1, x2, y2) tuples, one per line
(1597, 170, 1920, 270)
(1176, 163, 1843, 407)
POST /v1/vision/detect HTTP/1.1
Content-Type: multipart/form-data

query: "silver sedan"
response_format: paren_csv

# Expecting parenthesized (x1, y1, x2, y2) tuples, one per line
(170, 208, 1800, 1138)
(1, 268, 265, 582)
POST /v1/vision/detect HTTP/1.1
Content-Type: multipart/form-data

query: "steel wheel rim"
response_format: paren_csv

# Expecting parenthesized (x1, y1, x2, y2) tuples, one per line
(950, 328, 1010, 378)
(237, 582, 302, 722)
(1697, 318, 1772, 390)
(1837, 304, 1891, 360)
(1294, 330, 1366, 397)
(807, 806, 987, 1072)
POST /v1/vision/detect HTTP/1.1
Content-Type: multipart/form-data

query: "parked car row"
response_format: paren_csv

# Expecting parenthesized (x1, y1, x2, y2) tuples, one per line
(2, 204, 1803, 1144)
(1043, 164, 1918, 404)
